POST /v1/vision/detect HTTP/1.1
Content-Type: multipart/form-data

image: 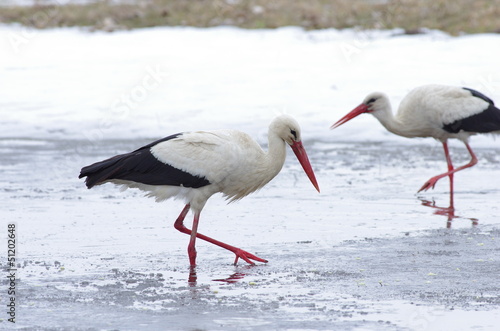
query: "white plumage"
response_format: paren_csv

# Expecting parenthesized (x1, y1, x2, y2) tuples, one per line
(149, 129, 283, 205)
(80, 114, 320, 266)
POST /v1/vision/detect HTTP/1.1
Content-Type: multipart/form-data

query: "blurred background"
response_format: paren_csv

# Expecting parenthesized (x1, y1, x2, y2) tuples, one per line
(1, 0, 500, 34)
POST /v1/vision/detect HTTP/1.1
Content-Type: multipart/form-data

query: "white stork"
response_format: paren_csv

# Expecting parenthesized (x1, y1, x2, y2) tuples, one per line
(331, 84, 500, 205)
(79, 114, 320, 266)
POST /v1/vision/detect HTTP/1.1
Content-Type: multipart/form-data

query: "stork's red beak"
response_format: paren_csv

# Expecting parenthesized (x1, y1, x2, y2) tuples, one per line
(290, 141, 320, 193)
(330, 104, 369, 129)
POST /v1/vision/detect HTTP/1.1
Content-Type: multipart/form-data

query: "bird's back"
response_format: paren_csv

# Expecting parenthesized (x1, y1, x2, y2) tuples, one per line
(79, 129, 273, 204)
(397, 85, 499, 138)
(442, 87, 500, 134)
(79, 133, 211, 189)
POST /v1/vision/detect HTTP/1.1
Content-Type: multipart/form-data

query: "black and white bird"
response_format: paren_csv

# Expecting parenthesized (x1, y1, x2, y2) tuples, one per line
(331, 84, 500, 203)
(79, 115, 320, 266)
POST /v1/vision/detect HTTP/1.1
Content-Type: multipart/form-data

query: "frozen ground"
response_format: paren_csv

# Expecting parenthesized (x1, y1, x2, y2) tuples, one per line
(1, 138, 500, 330)
(1, 25, 500, 330)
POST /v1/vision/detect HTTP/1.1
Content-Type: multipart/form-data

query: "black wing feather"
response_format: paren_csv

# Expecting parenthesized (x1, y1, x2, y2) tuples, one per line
(462, 87, 495, 105)
(443, 88, 500, 134)
(79, 133, 211, 189)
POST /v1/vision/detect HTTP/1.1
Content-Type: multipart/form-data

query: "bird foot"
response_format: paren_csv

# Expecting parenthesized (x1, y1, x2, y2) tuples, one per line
(418, 176, 441, 192)
(232, 248, 268, 265)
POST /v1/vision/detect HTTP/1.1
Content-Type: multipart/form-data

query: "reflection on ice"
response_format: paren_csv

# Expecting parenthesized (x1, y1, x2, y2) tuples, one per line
(188, 266, 197, 286)
(213, 272, 247, 284)
(419, 197, 479, 228)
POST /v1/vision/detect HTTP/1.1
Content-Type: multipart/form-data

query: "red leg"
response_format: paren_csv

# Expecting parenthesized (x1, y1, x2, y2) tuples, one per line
(173, 204, 196, 266)
(418, 141, 478, 194)
(187, 210, 200, 266)
(173, 204, 268, 266)
(442, 142, 455, 209)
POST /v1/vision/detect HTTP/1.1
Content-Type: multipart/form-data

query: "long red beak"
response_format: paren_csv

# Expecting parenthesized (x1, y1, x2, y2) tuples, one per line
(290, 141, 320, 193)
(330, 104, 369, 129)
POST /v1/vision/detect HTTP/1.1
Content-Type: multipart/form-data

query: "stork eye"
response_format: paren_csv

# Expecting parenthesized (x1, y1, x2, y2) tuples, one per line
(290, 129, 297, 140)
(366, 97, 377, 104)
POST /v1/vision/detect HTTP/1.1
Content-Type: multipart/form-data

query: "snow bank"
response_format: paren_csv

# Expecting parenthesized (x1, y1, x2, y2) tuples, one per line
(1, 25, 499, 147)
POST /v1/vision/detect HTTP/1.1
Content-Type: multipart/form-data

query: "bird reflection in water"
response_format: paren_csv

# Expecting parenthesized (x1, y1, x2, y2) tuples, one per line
(419, 197, 478, 228)
(187, 267, 251, 286)
(212, 272, 246, 284)
(188, 266, 198, 286)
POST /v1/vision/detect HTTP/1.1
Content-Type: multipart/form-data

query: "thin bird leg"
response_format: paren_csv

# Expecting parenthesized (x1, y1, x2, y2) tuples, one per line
(173, 204, 197, 266)
(443, 142, 455, 210)
(173, 204, 268, 266)
(418, 141, 478, 193)
(188, 211, 201, 266)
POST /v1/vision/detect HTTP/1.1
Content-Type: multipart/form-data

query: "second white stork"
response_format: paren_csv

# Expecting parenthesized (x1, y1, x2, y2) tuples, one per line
(79, 114, 320, 267)
(331, 84, 500, 201)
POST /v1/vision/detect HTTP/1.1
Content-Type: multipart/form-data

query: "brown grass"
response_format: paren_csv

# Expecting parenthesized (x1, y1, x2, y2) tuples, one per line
(1, 0, 500, 34)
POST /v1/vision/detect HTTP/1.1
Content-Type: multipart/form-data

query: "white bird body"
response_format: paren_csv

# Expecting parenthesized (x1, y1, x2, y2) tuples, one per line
(80, 114, 319, 266)
(367, 85, 494, 141)
(331, 84, 500, 203)
(114, 128, 287, 210)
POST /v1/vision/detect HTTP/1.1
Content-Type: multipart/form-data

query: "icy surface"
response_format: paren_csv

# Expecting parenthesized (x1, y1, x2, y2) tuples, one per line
(1, 25, 500, 330)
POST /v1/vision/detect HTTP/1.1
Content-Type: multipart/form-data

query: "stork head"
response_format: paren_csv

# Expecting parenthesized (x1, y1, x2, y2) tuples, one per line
(330, 92, 390, 129)
(270, 115, 320, 192)
(269, 114, 302, 145)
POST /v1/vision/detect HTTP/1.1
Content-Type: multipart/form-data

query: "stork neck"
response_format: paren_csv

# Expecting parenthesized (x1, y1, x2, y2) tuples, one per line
(372, 107, 408, 137)
(265, 132, 287, 175)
